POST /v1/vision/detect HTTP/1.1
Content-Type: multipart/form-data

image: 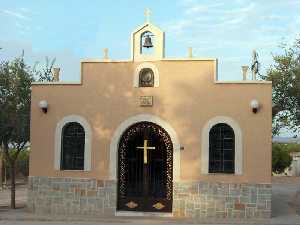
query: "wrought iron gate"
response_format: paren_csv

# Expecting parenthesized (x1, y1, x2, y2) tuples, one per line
(117, 121, 173, 212)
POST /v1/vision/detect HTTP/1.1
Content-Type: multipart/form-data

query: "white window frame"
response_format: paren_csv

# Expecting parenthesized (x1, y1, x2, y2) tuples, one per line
(201, 116, 243, 175)
(54, 115, 92, 171)
(133, 62, 159, 87)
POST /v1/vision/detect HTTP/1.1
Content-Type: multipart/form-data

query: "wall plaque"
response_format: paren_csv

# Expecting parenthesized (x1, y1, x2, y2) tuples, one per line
(140, 96, 153, 107)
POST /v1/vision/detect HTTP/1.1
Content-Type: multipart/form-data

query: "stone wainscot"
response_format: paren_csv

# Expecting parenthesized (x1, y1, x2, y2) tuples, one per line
(27, 176, 271, 218)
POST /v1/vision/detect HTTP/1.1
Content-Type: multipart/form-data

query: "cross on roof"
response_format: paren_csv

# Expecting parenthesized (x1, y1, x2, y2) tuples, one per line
(144, 8, 151, 23)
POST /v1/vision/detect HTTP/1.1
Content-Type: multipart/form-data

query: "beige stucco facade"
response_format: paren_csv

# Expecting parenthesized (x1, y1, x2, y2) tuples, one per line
(28, 21, 272, 218)
(30, 59, 272, 183)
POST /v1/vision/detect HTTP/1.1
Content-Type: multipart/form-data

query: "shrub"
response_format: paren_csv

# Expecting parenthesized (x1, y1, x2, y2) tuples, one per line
(272, 143, 293, 174)
(2, 148, 29, 179)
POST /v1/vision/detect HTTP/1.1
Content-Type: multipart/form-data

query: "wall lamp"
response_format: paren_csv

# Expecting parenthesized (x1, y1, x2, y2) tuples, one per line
(250, 99, 259, 114)
(39, 100, 48, 113)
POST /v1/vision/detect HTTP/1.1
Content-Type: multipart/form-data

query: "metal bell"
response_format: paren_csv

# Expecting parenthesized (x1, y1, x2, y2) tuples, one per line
(143, 35, 153, 48)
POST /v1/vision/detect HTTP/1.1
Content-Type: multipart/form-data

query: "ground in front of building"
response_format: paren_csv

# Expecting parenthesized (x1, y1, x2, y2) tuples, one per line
(0, 177, 299, 225)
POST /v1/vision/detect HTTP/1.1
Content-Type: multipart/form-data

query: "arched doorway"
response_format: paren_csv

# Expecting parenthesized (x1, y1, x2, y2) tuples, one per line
(117, 121, 173, 212)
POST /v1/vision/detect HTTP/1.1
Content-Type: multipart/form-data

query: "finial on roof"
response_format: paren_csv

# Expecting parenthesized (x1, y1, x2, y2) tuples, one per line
(144, 8, 152, 23)
(188, 47, 193, 58)
(103, 48, 109, 60)
(52, 67, 60, 82)
(241, 65, 249, 80)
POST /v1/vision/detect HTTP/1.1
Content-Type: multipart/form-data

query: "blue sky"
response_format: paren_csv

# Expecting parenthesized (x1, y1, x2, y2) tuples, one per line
(1, 0, 300, 82)
(1, 0, 300, 137)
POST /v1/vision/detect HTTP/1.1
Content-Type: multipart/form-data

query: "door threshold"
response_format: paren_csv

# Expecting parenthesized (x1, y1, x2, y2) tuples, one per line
(115, 211, 173, 217)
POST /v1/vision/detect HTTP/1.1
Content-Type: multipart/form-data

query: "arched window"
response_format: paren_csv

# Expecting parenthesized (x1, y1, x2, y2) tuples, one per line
(139, 68, 154, 87)
(209, 123, 235, 173)
(61, 122, 85, 170)
(134, 63, 159, 88)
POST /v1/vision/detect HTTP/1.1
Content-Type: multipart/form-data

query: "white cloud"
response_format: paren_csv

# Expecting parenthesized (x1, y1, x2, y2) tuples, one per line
(164, 1, 257, 37)
(296, 16, 300, 24)
(19, 7, 31, 13)
(15, 21, 31, 31)
(184, 2, 225, 14)
(1, 9, 31, 21)
(162, 0, 299, 81)
(0, 8, 42, 36)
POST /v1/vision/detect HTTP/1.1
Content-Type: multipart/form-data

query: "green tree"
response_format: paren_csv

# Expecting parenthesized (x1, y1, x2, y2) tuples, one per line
(33, 56, 56, 82)
(261, 38, 300, 135)
(272, 143, 293, 174)
(0, 56, 33, 208)
(0, 53, 54, 208)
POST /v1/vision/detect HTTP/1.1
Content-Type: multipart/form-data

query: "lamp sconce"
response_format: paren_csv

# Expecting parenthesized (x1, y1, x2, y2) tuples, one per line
(250, 99, 259, 114)
(38, 100, 48, 113)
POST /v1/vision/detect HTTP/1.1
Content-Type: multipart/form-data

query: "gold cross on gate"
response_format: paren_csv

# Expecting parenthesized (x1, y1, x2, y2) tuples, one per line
(136, 139, 155, 164)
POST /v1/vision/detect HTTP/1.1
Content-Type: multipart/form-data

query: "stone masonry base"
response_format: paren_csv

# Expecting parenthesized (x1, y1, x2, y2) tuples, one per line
(27, 176, 271, 218)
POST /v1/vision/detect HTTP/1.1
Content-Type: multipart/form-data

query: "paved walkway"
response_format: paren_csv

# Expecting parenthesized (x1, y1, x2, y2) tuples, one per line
(271, 177, 300, 225)
(0, 220, 271, 225)
(0, 177, 299, 225)
(0, 211, 271, 225)
(0, 184, 27, 208)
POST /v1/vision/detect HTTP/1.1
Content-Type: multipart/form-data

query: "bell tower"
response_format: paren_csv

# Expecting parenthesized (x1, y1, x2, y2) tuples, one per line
(131, 9, 165, 61)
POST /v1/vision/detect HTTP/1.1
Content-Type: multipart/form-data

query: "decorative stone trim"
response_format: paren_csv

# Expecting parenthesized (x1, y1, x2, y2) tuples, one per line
(173, 181, 271, 218)
(27, 176, 271, 219)
(27, 176, 116, 215)
(109, 114, 181, 181)
(201, 116, 243, 175)
(133, 63, 159, 87)
(54, 115, 92, 171)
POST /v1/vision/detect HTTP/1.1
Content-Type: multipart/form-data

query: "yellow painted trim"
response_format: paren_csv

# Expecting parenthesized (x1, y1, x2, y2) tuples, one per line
(32, 82, 82, 85)
(80, 58, 217, 63)
(131, 22, 164, 35)
(215, 81, 272, 84)
(162, 58, 217, 61)
(80, 59, 133, 63)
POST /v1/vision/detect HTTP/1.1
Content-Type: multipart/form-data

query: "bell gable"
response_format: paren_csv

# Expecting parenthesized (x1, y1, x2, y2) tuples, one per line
(131, 22, 165, 62)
